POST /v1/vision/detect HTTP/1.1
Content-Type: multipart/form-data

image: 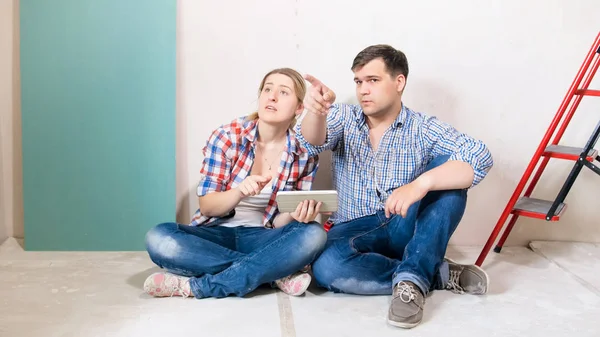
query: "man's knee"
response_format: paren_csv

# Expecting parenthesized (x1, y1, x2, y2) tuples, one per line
(312, 246, 392, 295)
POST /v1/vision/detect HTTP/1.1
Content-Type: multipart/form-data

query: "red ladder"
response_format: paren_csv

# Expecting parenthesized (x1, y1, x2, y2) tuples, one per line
(476, 32, 600, 267)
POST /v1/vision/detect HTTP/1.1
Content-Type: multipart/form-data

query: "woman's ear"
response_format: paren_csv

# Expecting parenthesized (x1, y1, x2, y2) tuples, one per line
(295, 102, 304, 116)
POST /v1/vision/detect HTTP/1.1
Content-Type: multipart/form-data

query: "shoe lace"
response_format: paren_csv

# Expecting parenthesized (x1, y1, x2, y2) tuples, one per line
(395, 282, 418, 303)
(167, 276, 191, 298)
(446, 268, 465, 294)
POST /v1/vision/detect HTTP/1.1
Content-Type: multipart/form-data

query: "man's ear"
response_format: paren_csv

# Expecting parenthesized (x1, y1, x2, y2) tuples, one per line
(396, 74, 406, 93)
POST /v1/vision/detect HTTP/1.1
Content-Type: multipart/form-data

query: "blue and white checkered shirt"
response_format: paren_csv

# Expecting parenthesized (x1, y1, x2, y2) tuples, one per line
(294, 103, 493, 225)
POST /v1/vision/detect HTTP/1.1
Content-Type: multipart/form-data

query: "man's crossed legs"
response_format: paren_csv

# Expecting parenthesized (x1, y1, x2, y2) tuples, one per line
(311, 156, 489, 328)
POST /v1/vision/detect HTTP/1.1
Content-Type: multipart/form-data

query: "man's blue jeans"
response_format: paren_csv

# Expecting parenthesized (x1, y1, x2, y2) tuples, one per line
(145, 220, 327, 298)
(312, 156, 467, 296)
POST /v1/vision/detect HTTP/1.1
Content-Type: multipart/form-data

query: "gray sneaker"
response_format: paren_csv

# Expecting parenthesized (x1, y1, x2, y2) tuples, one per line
(445, 258, 489, 295)
(387, 281, 425, 329)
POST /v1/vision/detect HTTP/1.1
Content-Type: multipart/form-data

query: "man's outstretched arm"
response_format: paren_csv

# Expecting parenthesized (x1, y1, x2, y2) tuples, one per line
(299, 74, 336, 146)
(300, 110, 328, 146)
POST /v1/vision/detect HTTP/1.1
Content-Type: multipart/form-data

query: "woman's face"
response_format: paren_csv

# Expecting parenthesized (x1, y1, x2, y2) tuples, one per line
(257, 73, 303, 127)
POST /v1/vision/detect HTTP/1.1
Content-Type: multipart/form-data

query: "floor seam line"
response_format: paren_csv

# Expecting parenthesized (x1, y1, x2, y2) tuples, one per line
(277, 292, 297, 337)
(529, 242, 600, 298)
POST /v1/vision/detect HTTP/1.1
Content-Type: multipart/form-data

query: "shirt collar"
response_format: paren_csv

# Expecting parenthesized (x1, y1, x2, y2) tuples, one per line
(354, 103, 407, 129)
(393, 103, 408, 128)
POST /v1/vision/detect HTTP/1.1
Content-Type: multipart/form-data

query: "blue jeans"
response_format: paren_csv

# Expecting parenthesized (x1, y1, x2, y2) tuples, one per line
(312, 156, 467, 296)
(145, 220, 327, 298)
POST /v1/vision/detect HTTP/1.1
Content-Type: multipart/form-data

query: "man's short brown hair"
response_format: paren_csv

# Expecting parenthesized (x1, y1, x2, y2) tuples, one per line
(351, 44, 409, 79)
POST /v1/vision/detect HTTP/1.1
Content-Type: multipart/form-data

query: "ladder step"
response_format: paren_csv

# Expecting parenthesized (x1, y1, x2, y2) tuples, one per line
(543, 145, 598, 161)
(512, 197, 567, 221)
(575, 89, 600, 97)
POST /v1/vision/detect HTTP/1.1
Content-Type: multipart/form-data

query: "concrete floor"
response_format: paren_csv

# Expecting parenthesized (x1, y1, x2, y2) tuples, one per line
(1, 237, 599, 337)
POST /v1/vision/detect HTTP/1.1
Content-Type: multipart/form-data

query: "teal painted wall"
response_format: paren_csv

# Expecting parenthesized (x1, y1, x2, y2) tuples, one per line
(20, 0, 176, 250)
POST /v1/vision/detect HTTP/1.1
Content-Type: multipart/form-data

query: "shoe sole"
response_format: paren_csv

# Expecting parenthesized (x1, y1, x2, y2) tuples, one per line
(445, 257, 490, 295)
(386, 317, 421, 329)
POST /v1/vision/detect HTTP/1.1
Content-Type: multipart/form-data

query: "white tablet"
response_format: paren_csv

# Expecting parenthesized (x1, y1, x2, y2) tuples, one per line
(275, 190, 338, 213)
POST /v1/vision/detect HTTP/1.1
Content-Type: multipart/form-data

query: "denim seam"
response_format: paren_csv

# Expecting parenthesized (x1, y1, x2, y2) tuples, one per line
(348, 222, 388, 255)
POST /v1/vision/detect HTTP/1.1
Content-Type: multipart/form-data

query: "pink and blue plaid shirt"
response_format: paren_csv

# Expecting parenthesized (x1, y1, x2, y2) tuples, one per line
(190, 117, 319, 228)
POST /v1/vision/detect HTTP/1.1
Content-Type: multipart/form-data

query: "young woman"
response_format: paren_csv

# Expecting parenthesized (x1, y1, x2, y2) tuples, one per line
(143, 68, 327, 299)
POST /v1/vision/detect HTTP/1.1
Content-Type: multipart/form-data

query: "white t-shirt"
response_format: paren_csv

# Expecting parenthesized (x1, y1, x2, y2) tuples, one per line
(221, 181, 272, 227)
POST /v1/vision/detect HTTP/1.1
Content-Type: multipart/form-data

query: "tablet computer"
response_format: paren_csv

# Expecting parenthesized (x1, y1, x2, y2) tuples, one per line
(275, 190, 338, 213)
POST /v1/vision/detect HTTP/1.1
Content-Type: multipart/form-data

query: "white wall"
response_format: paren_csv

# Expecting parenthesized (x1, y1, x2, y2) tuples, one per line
(178, 0, 600, 246)
(0, 0, 22, 242)
(0, 116, 5, 243)
(3, 0, 598, 247)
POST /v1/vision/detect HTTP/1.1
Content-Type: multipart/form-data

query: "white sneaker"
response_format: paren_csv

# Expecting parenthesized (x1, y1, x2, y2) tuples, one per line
(274, 271, 312, 296)
(143, 272, 193, 298)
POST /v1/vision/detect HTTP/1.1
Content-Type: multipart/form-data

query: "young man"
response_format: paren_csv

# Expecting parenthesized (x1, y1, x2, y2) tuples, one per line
(295, 44, 494, 329)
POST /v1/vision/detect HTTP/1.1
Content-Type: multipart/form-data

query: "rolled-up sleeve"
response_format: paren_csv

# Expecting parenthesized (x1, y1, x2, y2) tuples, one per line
(294, 104, 345, 157)
(196, 128, 234, 197)
(422, 116, 493, 187)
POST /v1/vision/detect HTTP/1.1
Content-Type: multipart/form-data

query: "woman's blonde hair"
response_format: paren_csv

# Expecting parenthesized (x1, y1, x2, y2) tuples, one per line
(247, 68, 307, 129)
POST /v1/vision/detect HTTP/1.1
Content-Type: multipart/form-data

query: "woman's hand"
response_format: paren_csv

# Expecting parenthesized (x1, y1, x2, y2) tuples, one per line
(291, 200, 323, 223)
(236, 174, 272, 197)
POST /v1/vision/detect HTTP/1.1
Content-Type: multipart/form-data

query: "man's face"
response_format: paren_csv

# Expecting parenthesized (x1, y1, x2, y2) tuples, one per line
(353, 58, 405, 118)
